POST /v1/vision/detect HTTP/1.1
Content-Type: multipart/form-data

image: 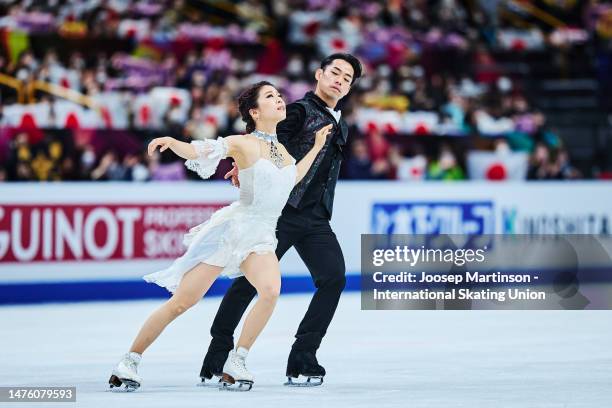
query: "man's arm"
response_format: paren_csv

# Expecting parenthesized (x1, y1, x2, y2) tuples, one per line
(277, 103, 306, 145)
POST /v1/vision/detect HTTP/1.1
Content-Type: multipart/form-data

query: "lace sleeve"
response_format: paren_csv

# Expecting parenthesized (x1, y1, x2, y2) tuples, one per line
(184, 137, 229, 179)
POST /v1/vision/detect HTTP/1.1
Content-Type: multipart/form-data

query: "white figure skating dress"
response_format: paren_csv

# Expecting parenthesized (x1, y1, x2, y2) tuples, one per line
(143, 136, 297, 293)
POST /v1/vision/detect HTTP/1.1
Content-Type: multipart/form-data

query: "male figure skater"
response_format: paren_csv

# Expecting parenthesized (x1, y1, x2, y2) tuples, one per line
(200, 53, 362, 386)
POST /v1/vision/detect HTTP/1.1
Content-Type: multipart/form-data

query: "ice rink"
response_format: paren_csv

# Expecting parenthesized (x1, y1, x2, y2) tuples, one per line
(1, 292, 611, 408)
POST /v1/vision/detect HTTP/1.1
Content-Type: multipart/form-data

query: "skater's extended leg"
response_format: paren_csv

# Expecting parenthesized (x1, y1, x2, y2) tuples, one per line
(208, 217, 296, 351)
(285, 221, 345, 385)
(200, 216, 298, 380)
(293, 222, 346, 351)
(129, 262, 223, 354)
(208, 277, 257, 352)
(220, 252, 281, 390)
(110, 262, 223, 390)
(236, 252, 281, 349)
(199, 277, 256, 382)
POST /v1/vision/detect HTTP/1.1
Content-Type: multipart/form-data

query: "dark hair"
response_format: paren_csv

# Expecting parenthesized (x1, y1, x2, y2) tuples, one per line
(320, 53, 363, 85)
(238, 81, 274, 134)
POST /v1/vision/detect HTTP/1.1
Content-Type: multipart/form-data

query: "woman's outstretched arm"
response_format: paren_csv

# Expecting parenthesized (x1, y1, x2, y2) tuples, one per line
(148, 136, 244, 180)
(147, 136, 243, 160)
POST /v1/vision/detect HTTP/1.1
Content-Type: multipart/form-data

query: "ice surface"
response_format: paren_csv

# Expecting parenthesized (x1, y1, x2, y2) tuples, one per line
(0, 293, 611, 408)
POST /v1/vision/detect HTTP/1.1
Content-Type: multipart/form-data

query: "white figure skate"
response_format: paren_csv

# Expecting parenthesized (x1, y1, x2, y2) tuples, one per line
(108, 352, 142, 391)
(220, 347, 254, 391)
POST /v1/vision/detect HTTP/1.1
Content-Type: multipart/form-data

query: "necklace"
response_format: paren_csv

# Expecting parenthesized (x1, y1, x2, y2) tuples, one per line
(252, 129, 284, 168)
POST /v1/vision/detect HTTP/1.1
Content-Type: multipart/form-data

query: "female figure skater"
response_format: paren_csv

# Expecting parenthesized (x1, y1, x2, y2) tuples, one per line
(108, 81, 332, 391)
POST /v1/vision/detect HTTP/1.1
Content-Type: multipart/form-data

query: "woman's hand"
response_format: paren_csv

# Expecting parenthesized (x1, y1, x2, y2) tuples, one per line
(294, 124, 334, 186)
(147, 137, 175, 156)
(224, 162, 240, 187)
(314, 124, 333, 149)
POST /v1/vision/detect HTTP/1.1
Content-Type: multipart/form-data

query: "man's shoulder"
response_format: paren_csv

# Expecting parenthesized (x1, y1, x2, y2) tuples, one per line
(284, 101, 307, 122)
(287, 100, 308, 112)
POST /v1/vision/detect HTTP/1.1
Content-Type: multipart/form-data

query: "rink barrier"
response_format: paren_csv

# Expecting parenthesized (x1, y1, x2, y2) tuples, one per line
(0, 274, 361, 305)
(3, 181, 612, 304)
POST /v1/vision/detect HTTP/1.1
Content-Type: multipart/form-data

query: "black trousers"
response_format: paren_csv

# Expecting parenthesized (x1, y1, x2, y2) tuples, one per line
(206, 206, 346, 354)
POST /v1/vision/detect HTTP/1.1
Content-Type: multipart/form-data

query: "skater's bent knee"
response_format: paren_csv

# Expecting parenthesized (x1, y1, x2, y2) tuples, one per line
(340, 274, 346, 287)
(168, 297, 198, 316)
(257, 284, 280, 302)
(171, 302, 192, 316)
(334, 275, 347, 291)
(320, 274, 346, 291)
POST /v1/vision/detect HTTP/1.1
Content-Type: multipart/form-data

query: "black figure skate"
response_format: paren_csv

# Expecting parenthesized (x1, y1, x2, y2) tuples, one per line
(197, 350, 227, 388)
(284, 349, 325, 387)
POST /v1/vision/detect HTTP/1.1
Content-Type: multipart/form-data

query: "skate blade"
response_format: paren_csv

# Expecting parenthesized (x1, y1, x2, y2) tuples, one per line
(108, 375, 140, 392)
(284, 375, 323, 387)
(220, 373, 253, 392)
(197, 376, 223, 388)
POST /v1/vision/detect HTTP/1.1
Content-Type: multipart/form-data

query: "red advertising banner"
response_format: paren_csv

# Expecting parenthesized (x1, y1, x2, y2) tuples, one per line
(0, 203, 227, 263)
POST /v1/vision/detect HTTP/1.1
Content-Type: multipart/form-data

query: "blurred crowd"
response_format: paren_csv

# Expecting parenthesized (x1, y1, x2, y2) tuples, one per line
(1, 0, 609, 182)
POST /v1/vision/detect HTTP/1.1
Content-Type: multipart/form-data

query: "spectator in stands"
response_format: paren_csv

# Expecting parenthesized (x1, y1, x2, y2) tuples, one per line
(91, 151, 126, 181)
(427, 145, 464, 180)
(7, 132, 33, 181)
(148, 149, 187, 181)
(389, 143, 428, 181)
(550, 148, 581, 180)
(365, 127, 390, 163)
(345, 139, 373, 179)
(122, 153, 150, 182)
(78, 144, 97, 180)
(527, 142, 553, 180)
(0, 0, 603, 181)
